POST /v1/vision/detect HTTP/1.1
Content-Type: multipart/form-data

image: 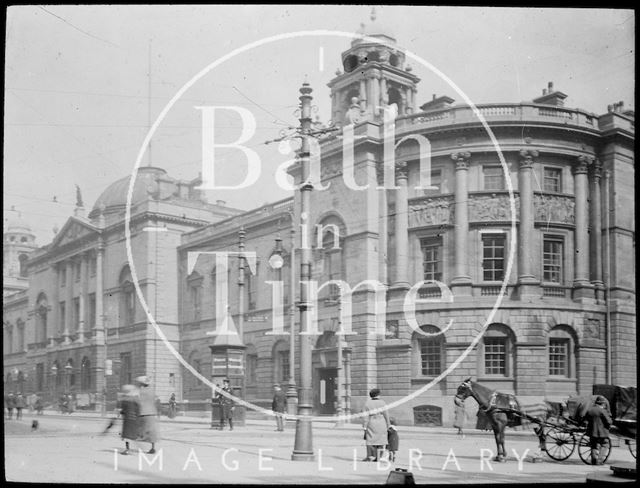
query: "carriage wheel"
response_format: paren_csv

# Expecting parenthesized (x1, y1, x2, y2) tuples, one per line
(627, 439, 636, 459)
(543, 427, 576, 461)
(578, 434, 611, 465)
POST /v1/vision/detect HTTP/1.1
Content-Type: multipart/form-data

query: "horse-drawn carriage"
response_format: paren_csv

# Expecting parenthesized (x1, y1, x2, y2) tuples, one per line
(456, 379, 637, 464)
(541, 385, 636, 463)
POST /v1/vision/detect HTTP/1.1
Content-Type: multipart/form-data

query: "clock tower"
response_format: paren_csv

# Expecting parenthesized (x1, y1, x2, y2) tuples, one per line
(328, 9, 420, 125)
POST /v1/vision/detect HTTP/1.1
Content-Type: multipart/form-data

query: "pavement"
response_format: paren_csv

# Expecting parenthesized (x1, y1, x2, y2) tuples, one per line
(4, 409, 635, 484)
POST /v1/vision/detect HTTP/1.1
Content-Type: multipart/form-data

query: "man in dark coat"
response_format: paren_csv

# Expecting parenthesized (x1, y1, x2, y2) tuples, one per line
(15, 393, 26, 420)
(272, 384, 287, 431)
(585, 396, 612, 465)
(216, 379, 235, 430)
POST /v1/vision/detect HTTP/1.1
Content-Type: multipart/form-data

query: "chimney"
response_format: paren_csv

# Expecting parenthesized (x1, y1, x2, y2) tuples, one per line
(532, 81, 567, 107)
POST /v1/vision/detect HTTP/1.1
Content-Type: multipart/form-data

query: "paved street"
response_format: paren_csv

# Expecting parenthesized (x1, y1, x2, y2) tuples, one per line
(4, 410, 634, 484)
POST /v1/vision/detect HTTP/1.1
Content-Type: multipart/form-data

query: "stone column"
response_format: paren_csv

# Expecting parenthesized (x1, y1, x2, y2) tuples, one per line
(370, 73, 380, 117)
(589, 159, 605, 302)
(77, 252, 87, 343)
(49, 263, 59, 347)
(359, 80, 367, 113)
(393, 162, 409, 288)
(63, 259, 72, 343)
(94, 242, 105, 345)
(517, 149, 540, 297)
(379, 77, 388, 108)
(451, 152, 472, 295)
(573, 155, 594, 300)
(377, 165, 389, 286)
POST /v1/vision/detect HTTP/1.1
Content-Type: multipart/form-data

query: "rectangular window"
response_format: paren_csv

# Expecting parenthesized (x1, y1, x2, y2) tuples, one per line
(549, 339, 569, 376)
(73, 297, 80, 332)
(88, 293, 96, 328)
(75, 261, 81, 281)
(484, 337, 507, 375)
(483, 166, 505, 191)
(420, 340, 442, 376)
(543, 237, 564, 283)
(59, 301, 66, 330)
(119, 352, 132, 386)
(482, 235, 505, 281)
(89, 256, 97, 277)
(543, 167, 562, 193)
(421, 238, 443, 282)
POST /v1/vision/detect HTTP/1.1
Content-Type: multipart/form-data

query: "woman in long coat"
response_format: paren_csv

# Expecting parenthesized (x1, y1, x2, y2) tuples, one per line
(135, 376, 159, 454)
(361, 388, 390, 461)
(119, 384, 139, 455)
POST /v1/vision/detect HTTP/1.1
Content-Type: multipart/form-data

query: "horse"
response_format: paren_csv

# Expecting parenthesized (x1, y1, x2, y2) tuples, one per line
(455, 378, 547, 462)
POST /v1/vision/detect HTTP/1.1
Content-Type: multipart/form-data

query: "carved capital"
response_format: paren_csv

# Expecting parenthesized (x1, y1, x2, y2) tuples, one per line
(519, 149, 539, 169)
(451, 151, 471, 170)
(574, 155, 593, 174)
(395, 161, 409, 181)
(591, 159, 603, 180)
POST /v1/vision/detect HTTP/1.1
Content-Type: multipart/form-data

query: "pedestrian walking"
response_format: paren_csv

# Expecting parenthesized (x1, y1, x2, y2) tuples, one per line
(34, 394, 43, 415)
(361, 388, 390, 462)
(585, 396, 612, 465)
(135, 376, 159, 454)
(155, 397, 162, 418)
(216, 379, 235, 430)
(386, 417, 399, 463)
(168, 393, 177, 419)
(272, 384, 287, 431)
(453, 396, 466, 439)
(118, 384, 140, 455)
(7, 392, 16, 419)
(15, 392, 26, 420)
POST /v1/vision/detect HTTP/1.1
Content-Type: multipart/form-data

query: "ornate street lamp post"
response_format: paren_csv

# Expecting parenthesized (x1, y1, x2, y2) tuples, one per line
(292, 81, 315, 461)
(286, 226, 298, 415)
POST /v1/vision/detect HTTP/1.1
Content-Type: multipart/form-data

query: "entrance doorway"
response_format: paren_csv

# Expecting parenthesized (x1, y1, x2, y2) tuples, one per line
(317, 368, 337, 415)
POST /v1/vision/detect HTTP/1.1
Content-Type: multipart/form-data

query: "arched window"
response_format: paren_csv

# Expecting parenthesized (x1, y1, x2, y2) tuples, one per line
(119, 266, 135, 326)
(548, 325, 578, 378)
(186, 350, 203, 391)
(36, 293, 48, 344)
(19, 253, 28, 277)
(480, 323, 516, 378)
(272, 340, 290, 384)
(412, 325, 446, 378)
(388, 87, 401, 107)
(80, 357, 91, 390)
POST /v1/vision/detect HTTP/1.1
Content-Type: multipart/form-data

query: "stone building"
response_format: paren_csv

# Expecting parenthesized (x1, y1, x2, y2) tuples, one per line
(4, 16, 635, 426)
(3, 167, 241, 408)
(177, 17, 635, 426)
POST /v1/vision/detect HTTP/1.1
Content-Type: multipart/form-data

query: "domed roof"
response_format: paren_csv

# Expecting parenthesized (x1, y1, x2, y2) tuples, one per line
(90, 166, 173, 218)
(4, 208, 33, 236)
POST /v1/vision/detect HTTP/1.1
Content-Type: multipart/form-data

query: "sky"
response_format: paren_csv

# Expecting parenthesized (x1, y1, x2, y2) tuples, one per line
(3, 5, 635, 245)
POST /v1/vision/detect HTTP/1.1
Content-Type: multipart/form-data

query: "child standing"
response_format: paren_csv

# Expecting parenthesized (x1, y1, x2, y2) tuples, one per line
(387, 417, 399, 462)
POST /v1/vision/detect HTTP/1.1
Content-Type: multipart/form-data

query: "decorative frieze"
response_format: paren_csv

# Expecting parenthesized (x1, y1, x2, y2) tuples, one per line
(408, 197, 453, 227)
(468, 194, 519, 222)
(533, 194, 575, 224)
